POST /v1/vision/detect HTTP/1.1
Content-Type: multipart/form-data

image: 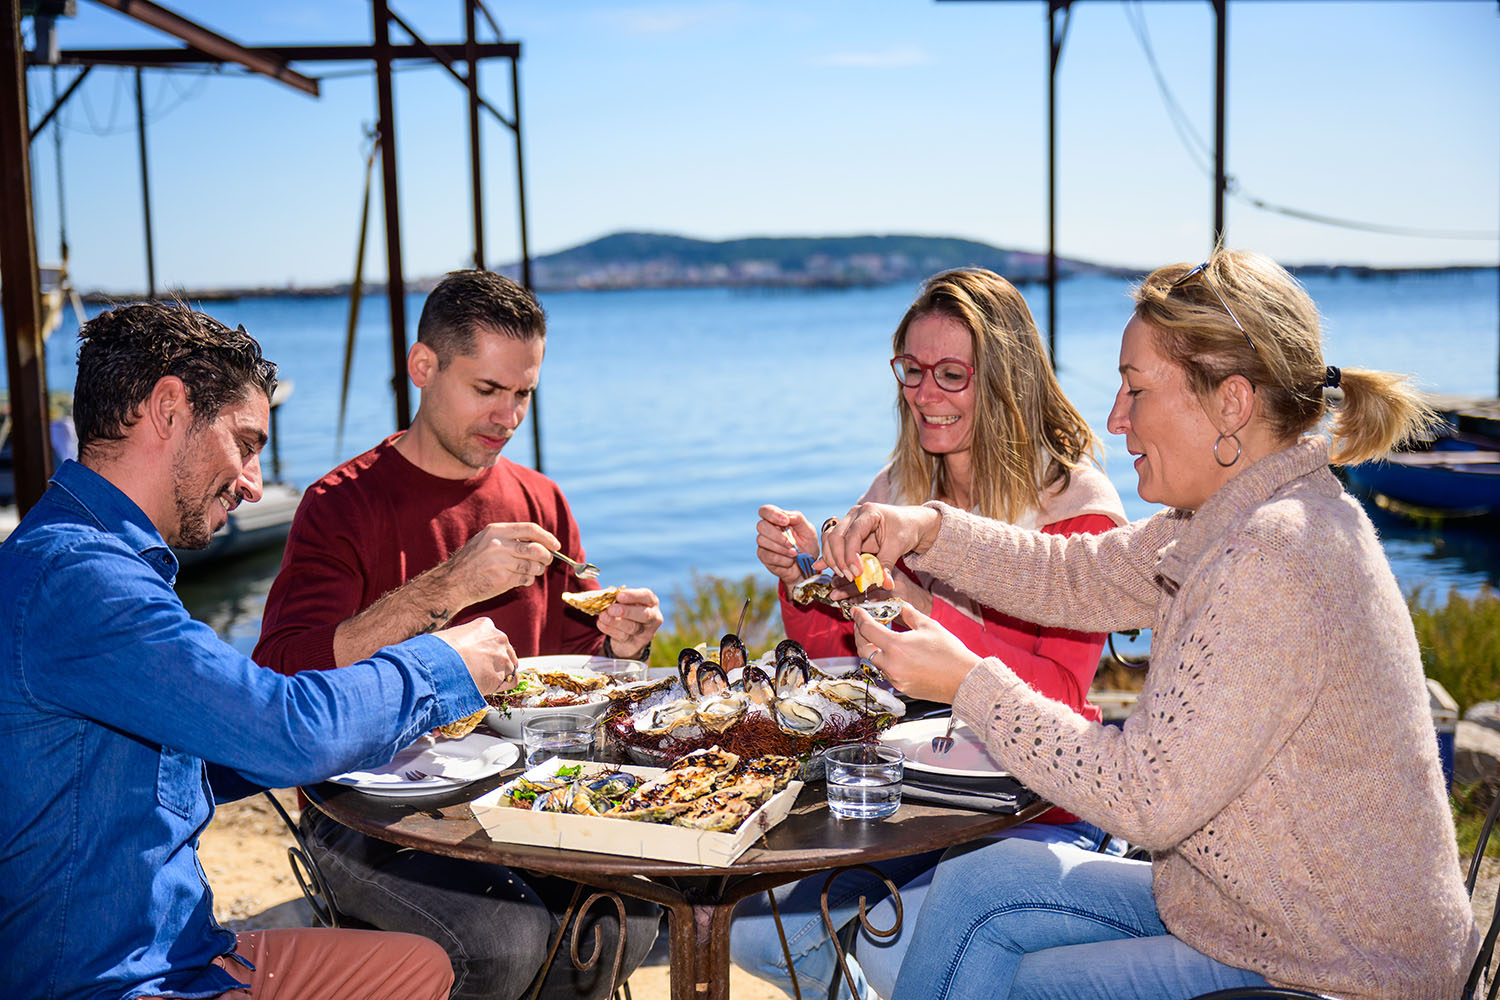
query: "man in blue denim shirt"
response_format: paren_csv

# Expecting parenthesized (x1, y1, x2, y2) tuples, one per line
(0, 304, 519, 1000)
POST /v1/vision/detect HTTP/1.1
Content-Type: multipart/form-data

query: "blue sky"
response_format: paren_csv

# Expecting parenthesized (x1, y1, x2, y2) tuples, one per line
(21, 1, 1500, 292)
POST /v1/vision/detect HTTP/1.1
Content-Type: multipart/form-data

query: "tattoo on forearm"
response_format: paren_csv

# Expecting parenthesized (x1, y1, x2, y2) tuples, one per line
(414, 608, 448, 636)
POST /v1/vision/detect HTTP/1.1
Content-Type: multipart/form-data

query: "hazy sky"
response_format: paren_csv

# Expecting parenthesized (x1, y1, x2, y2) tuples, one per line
(20, 1, 1500, 292)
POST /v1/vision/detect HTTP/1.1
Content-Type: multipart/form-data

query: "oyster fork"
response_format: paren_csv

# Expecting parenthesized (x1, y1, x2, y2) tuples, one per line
(930, 716, 958, 755)
(780, 527, 818, 579)
(550, 549, 601, 580)
(402, 769, 431, 781)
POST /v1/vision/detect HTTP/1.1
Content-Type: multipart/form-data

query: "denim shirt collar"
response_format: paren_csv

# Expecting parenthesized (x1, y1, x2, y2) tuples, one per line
(49, 459, 179, 583)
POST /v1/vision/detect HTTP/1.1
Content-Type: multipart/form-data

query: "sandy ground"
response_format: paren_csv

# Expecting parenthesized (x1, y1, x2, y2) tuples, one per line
(203, 792, 1499, 999)
(199, 790, 788, 999)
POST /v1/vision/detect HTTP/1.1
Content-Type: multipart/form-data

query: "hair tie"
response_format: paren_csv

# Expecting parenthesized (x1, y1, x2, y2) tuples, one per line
(1322, 366, 1341, 389)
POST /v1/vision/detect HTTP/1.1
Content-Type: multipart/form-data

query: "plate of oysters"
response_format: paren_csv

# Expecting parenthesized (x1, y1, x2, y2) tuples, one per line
(606, 636, 907, 767)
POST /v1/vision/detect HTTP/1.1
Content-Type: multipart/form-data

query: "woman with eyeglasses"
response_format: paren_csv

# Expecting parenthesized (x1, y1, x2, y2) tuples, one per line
(731, 268, 1126, 1000)
(818, 250, 1477, 1000)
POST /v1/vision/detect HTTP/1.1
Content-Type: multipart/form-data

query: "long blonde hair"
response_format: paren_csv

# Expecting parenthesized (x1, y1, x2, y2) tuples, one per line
(1133, 250, 1437, 465)
(889, 268, 1099, 522)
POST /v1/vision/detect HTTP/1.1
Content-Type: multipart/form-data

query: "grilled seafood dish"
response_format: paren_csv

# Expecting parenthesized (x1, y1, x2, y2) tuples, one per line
(561, 587, 622, 615)
(496, 751, 802, 834)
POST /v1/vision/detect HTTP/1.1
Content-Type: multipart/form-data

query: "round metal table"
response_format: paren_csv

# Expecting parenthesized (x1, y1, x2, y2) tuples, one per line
(305, 772, 1048, 1000)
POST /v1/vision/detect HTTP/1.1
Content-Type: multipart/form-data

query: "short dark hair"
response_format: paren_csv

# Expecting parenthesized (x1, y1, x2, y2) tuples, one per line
(73, 302, 278, 459)
(416, 269, 546, 365)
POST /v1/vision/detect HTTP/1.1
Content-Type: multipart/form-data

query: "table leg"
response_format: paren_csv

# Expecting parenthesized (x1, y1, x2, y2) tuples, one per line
(661, 893, 735, 1000)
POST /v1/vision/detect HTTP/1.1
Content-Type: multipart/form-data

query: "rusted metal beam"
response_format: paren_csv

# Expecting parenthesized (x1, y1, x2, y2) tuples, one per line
(1, 0, 53, 511)
(511, 55, 541, 472)
(465, 0, 485, 270)
(48, 41, 520, 67)
(373, 0, 411, 430)
(134, 66, 155, 297)
(86, 0, 319, 96)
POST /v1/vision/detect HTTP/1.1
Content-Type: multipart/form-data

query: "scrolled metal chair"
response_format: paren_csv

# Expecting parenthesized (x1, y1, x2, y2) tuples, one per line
(1193, 785, 1500, 1000)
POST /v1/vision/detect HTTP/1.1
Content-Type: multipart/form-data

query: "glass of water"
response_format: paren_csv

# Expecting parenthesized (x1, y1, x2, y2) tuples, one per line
(824, 742, 904, 820)
(522, 713, 596, 769)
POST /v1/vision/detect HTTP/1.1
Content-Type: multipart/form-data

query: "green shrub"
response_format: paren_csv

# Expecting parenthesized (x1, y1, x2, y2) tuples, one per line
(647, 572, 785, 673)
(1409, 586, 1500, 716)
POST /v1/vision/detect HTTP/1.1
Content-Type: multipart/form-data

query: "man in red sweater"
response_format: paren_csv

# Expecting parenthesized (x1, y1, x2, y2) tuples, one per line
(255, 270, 662, 1000)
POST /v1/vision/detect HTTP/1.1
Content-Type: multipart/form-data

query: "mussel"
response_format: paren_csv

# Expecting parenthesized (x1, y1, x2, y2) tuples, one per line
(774, 652, 811, 696)
(740, 664, 776, 707)
(719, 634, 748, 675)
(774, 638, 807, 664)
(677, 648, 705, 691)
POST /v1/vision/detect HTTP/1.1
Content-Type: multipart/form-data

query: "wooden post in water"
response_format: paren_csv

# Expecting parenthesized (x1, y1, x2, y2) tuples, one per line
(0, 0, 52, 512)
(373, 0, 411, 430)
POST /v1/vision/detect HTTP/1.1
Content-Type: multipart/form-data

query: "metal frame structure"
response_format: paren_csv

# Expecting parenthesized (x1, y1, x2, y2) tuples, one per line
(1, 0, 535, 514)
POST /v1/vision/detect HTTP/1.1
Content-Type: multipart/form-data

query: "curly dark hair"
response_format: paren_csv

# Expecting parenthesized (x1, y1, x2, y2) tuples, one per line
(417, 269, 546, 365)
(73, 302, 278, 459)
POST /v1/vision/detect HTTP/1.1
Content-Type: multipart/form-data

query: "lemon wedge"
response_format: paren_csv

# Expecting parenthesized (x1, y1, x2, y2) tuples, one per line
(852, 553, 890, 593)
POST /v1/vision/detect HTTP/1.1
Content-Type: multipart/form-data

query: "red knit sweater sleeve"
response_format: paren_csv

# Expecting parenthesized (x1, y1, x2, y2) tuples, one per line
(254, 481, 374, 675)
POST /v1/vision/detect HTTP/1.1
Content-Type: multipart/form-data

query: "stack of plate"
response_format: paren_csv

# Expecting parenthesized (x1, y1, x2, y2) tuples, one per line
(879, 717, 1037, 813)
(328, 731, 519, 800)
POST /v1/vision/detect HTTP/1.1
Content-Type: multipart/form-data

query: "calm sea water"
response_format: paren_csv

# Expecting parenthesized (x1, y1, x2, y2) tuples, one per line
(38, 269, 1500, 653)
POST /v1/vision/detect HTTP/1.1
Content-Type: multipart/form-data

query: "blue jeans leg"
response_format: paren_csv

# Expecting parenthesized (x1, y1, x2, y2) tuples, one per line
(889, 839, 1269, 1000)
(730, 821, 1110, 1000)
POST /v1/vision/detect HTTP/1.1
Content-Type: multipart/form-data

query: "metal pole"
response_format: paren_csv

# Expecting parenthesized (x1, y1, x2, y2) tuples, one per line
(0, 0, 53, 511)
(1213, 0, 1227, 247)
(466, 0, 485, 271)
(373, 0, 411, 429)
(135, 67, 156, 298)
(511, 53, 541, 472)
(1045, 3, 1064, 370)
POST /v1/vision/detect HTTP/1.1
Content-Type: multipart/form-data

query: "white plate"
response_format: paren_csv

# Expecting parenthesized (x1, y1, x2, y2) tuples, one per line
(485, 655, 639, 738)
(328, 731, 519, 798)
(879, 717, 1010, 778)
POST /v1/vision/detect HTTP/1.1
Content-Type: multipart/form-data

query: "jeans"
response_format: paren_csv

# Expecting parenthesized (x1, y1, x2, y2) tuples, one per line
(729, 821, 1113, 1000)
(890, 838, 1271, 1000)
(301, 809, 660, 1000)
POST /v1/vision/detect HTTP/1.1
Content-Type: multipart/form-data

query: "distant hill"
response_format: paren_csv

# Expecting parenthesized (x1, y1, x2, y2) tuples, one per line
(498, 232, 1131, 292)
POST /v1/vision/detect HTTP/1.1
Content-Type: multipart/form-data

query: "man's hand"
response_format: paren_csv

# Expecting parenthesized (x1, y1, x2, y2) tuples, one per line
(433, 617, 518, 695)
(850, 603, 978, 704)
(755, 505, 820, 588)
(439, 522, 560, 608)
(597, 587, 663, 660)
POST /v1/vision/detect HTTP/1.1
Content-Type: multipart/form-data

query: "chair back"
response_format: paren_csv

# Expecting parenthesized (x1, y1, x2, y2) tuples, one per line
(260, 791, 348, 929)
(1463, 787, 1500, 1000)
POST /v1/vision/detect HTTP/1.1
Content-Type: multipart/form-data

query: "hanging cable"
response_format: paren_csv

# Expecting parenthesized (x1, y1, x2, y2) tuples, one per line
(1124, 0, 1499, 242)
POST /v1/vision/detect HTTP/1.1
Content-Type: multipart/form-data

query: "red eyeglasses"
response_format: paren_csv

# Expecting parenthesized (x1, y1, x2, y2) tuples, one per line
(890, 355, 975, 393)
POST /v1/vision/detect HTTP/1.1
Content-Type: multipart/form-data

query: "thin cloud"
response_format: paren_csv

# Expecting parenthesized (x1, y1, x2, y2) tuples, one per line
(814, 46, 931, 69)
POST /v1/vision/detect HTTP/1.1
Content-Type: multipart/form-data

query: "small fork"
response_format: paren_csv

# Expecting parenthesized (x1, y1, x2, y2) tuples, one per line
(930, 717, 958, 755)
(780, 527, 818, 580)
(402, 769, 430, 781)
(550, 549, 601, 580)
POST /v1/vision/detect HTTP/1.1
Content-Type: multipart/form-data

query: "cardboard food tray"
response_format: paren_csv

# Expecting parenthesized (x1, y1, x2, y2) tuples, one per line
(470, 760, 804, 868)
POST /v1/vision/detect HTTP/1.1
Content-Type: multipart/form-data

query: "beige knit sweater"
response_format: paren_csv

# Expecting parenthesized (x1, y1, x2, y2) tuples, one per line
(909, 437, 1479, 1000)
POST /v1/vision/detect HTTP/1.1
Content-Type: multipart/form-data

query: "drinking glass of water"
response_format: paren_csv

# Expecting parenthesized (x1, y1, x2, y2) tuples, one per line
(523, 713, 596, 768)
(824, 742, 904, 820)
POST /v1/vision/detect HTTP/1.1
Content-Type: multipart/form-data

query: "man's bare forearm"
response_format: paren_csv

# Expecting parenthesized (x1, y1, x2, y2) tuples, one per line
(330, 563, 465, 667)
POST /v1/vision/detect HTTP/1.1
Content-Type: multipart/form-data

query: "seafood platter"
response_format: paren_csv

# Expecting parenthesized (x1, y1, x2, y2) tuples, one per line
(471, 747, 805, 866)
(603, 636, 908, 767)
(483, 655, 663, 738)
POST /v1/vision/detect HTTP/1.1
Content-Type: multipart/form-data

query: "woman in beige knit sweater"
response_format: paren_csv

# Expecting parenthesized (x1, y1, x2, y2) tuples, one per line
(821, 250, 1479, 1000)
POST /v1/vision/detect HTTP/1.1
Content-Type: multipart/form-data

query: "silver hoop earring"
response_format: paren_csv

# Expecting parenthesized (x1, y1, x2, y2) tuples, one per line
(1213, 432, 1242, 468)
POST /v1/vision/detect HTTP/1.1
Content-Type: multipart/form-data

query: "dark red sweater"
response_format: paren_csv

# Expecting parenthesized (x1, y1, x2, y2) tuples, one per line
(255, 435, 602, 674)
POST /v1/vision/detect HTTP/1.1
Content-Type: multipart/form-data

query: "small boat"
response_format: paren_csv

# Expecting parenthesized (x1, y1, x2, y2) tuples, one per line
(1342, 397, 1500, 518)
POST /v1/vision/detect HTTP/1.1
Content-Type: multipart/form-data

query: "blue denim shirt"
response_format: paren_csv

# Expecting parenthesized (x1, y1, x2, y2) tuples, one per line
(0, 461, 485, 1000)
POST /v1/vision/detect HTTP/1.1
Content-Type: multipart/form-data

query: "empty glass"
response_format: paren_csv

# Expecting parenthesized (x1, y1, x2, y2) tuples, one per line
(522, 713, 596, 769)
(824, 742, 904, 820)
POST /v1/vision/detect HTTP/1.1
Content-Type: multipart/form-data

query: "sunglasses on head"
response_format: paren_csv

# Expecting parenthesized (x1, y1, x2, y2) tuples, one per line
(1168, 261, 1256, 355)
